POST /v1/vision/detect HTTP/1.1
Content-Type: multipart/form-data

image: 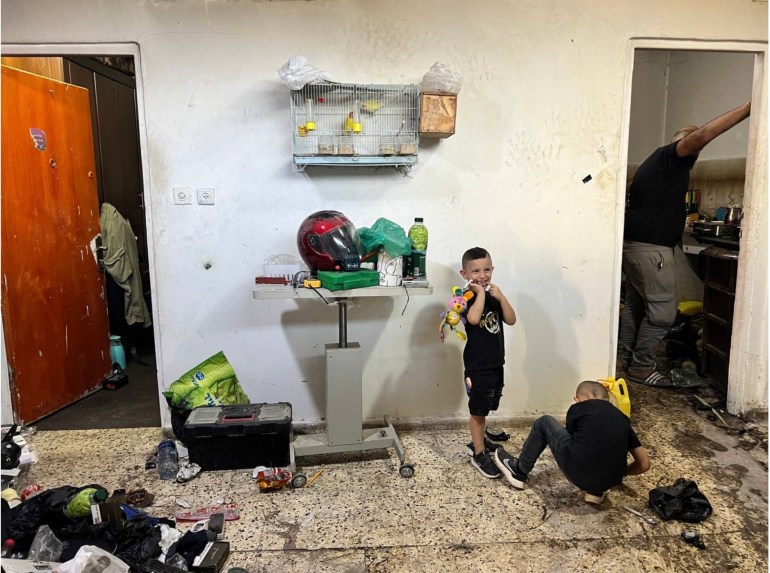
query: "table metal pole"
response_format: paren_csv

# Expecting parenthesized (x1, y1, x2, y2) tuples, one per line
(338, 299, 348, 348)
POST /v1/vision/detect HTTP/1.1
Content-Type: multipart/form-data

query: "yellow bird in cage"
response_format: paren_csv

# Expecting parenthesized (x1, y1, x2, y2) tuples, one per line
(343, 112, 354, 133)
(360, 99, 382, 114)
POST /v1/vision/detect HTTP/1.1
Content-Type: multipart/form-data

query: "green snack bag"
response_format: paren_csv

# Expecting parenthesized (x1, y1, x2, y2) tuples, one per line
(163, 351, 250, 411)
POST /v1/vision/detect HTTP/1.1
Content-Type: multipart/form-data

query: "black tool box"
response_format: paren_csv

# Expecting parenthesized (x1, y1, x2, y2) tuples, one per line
(184, 403, 292, 470)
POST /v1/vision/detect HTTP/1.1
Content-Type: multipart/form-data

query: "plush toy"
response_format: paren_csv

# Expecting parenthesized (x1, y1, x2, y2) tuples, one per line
(439, 286, 475, 342)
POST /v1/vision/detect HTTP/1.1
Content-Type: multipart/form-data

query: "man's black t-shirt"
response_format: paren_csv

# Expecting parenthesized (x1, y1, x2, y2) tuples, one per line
(563, 399, 641, 493)
(624, 141, 696, 248)
(463, 294, 504, 371)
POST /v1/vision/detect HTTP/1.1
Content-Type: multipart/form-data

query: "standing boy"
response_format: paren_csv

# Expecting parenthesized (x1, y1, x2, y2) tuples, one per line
(460, 247, 517, 478)
(493, 381, 651, 503)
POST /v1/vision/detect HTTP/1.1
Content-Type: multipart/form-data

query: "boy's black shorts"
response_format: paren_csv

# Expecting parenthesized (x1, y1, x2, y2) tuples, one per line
(465, 367, 504, 416)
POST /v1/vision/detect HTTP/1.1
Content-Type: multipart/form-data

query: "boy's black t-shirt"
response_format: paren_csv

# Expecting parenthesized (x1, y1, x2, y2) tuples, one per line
(624, 141, 696, 248)
(463, 294, 505, 371)
(563, 399, 641, 493)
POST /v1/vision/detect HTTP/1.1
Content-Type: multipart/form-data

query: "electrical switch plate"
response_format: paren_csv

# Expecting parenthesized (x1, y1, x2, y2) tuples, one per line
(173, 187, 192, 205)
(197, 188, 215, 205)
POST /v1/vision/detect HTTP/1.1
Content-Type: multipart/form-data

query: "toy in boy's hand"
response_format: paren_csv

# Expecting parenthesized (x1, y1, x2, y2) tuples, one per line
(439, 286, 474, 342)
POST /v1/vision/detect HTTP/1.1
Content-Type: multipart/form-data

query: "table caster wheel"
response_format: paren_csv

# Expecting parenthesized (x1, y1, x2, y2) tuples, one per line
(399, 464, 415, 478)
(291, 473, 308, 488)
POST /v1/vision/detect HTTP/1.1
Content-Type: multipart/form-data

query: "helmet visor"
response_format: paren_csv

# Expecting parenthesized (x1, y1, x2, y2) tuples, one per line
(319, 221, 363, 261)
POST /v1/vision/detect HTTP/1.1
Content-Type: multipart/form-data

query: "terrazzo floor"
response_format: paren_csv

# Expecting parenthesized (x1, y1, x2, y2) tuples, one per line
(10, 385, 768, 572)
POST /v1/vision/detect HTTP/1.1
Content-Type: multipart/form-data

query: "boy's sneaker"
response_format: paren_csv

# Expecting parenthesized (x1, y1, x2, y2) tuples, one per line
(470, 450, 501, 479)
(584, 490, 609, 505)
(493, 447, 528, 489)
(465, 438, 500, 456)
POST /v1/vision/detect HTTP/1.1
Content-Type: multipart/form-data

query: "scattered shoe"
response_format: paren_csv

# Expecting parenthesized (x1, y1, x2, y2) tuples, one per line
(470, 450, 501, 479)
(627, 368, 675, 389)
(465, 438, 500, 456)
(485, 427, 510, 441)
(493, 448, 527, 489)
(584, 490, 609, 505)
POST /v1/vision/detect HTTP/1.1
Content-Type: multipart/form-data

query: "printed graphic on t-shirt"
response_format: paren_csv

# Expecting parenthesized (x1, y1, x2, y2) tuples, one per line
(480, 310, 500, 334)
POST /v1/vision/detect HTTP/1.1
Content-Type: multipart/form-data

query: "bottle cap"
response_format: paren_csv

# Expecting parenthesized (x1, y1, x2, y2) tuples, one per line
(415, 217, 423, 222)
(93, 488, 108, 502)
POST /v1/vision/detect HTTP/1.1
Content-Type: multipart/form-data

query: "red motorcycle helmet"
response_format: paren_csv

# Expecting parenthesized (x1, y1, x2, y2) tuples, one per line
(297, 210, 363, 272)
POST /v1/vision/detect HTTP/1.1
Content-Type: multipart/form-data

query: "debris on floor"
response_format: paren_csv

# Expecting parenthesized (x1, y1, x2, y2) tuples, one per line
(681, 530, 707, 550)
(649, 478, 713, 522)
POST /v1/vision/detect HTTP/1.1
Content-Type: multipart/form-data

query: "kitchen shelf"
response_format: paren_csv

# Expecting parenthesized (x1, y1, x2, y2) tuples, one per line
(701, 247, 739, 392)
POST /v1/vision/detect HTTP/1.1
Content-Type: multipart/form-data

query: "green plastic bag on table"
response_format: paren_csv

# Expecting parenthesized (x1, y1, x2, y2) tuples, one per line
(358, 218, 412, 258)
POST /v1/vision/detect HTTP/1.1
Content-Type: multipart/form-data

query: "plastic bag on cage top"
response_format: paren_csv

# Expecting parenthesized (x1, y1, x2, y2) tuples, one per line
(420, 61, 462, 94)
(278, 56, 335, 90)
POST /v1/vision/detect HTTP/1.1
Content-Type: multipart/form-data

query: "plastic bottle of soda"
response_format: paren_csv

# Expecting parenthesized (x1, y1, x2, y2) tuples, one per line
(407, 218, 428, 279)
(157, 439, 179, 480)
(89, 488, 108, 524)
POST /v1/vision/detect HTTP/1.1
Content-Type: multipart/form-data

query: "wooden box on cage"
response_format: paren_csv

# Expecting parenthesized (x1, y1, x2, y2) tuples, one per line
(418, 91, 457, 138)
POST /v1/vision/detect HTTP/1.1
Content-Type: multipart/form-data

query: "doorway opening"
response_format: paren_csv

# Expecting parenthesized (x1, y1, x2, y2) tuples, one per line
(1, 46, 160, 429)
(614, 39, 767, 415)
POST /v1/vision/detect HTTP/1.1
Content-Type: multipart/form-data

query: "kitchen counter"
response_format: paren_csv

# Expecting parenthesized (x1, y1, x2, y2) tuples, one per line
(692, 234, 740, 251)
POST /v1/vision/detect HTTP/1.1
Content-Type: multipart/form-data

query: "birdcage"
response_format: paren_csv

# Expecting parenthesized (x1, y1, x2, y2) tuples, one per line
(289, 83, 419, 171)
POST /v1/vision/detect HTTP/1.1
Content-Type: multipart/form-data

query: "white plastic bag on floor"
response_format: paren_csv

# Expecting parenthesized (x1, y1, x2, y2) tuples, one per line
(55, 545, 129, 573)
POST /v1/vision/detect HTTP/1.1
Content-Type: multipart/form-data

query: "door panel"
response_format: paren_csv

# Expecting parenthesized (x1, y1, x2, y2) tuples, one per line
(94, 73, 148, 268)
(1, 65, 111, 424)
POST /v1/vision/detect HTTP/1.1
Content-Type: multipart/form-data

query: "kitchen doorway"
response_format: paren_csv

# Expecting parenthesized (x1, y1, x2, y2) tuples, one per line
(614, 39, 767, 415)
(1, 44, 161, 429)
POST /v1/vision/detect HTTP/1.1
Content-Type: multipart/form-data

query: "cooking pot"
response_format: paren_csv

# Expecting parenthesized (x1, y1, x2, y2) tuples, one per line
(724, 207, 743, 225)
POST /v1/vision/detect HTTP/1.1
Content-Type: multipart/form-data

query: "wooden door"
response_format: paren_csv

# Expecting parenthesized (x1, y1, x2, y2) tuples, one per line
(1, 65, 111, 425)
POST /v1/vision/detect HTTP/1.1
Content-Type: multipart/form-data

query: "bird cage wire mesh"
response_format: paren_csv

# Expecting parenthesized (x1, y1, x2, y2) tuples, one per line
(289, 83, 419, 170)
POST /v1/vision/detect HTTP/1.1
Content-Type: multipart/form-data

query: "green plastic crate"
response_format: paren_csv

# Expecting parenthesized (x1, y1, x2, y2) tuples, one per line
(317, 270, 380, 291)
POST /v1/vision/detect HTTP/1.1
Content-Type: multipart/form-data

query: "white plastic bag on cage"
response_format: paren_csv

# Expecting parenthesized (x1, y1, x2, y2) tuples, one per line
(278, 56, 335, 90)
(420, 61, 462, 94)
(55, 545, 130, 573)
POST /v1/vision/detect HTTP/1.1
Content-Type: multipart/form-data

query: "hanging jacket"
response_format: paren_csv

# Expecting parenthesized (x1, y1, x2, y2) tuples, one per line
(100, 203, 152, 327)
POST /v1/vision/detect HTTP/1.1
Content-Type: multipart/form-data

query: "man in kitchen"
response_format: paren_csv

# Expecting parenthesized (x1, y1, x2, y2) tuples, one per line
(620, 100, 751, 388)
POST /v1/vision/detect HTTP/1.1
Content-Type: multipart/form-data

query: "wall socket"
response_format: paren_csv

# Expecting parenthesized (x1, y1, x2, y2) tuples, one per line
(173, 186, 192, 205)
(197, 188, 215, 205)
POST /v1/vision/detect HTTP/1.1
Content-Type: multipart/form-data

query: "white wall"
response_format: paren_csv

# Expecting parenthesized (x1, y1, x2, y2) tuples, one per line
(628, 50, 668, 165)
(666, 51, 755, 160)
(2, 1, 767, 425)
(628, 50, 755, 165)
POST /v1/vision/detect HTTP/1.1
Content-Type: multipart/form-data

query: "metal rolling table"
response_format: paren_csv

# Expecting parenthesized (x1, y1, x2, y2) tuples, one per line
(253, 284, 433, 483)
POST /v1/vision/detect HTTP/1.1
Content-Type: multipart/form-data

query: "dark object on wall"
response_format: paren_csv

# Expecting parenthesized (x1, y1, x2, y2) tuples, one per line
(648, 478, 713, 523)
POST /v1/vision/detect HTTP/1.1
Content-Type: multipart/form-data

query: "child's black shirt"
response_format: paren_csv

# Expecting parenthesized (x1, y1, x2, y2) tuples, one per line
(563, 399, 641, 493)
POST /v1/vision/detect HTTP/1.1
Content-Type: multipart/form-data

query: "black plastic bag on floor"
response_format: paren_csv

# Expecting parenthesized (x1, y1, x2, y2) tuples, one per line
(7, 485, 80, 548)
(648, 478, 713, 522)
(113, 515, 164, 569)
